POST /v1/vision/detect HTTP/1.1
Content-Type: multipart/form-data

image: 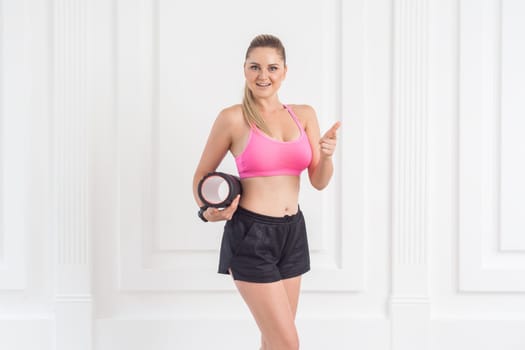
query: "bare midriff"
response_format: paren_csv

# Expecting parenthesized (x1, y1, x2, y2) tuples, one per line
(239, 175, 301, 217)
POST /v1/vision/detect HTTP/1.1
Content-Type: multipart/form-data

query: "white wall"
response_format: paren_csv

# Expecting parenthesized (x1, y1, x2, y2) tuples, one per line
(1, 0, 525, 349)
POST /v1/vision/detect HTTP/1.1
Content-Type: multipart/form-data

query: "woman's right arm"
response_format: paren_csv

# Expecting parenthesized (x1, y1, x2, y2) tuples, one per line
(192, 109, 240, 221)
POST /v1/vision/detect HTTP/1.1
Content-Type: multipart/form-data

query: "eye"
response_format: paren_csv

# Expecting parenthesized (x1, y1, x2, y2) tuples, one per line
(250, 65, 260, 71)
(269, 66, 278, 72)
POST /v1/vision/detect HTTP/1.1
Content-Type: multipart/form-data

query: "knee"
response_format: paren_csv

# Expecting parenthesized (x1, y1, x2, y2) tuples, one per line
(271, 335, 299, 350)
(285, 330, 300, 350)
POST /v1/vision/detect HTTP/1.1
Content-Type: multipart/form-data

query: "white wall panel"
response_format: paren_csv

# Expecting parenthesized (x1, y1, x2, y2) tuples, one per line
(116, 0, 367, 293)
(0, 0, 3, 266)
(459, 0, 525, 292)
(0, 1, 54, 349)
(0, 0, 28, 290)
(500, 0, 525, 250)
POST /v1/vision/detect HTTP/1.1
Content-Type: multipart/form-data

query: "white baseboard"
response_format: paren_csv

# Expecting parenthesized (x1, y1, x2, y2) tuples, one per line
(2, 318, 524, 350)
(94, 318, 390, 350)
(0, 318, 54, 350)
(430, 319, 525, 350)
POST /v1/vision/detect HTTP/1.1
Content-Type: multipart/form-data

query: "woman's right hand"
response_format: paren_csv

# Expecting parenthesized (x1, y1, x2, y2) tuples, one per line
(202, 195, 240, 222)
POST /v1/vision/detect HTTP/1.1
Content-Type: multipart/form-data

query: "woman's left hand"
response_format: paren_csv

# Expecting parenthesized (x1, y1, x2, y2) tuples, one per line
(203, 194, 240, 222)
(319, 121, 341, 158)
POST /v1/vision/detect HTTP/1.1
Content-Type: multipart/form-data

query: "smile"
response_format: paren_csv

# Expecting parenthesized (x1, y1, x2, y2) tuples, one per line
(256, 82, 271, 87)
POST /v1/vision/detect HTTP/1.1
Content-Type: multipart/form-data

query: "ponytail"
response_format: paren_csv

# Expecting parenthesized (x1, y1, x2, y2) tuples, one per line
(241, 84, 273, 136)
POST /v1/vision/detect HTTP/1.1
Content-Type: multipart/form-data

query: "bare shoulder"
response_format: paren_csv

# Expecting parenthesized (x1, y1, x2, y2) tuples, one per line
(288, 104, 318, 126)
(214, 104, 249, 142)
(217, 104, 244, 122)
(289, 103, 316, 116)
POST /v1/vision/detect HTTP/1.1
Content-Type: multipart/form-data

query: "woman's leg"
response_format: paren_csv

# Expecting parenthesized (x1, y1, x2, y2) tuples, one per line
(260, 275, 302, 349)
(234, 278, 300, 350)
(282, 275, 302, 318)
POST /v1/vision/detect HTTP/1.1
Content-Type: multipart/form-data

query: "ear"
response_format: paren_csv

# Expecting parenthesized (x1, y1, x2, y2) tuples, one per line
(283, 64, 288, 79)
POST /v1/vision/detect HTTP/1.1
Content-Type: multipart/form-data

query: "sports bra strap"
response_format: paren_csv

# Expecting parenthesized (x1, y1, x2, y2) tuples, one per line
(283, 104, 304, 132)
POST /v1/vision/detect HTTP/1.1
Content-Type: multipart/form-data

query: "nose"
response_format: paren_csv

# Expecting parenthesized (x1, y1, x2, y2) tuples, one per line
(258, 69, 268, 79)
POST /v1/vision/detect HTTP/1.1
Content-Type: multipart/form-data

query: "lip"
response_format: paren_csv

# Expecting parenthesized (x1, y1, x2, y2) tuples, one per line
(256, 82, 271, 87)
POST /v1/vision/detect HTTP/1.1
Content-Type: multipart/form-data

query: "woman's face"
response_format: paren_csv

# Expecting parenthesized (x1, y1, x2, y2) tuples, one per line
(244, 47, 287, 99)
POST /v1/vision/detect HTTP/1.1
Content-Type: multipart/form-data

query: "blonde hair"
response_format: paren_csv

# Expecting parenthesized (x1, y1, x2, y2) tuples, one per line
(242, 34, 286, 136)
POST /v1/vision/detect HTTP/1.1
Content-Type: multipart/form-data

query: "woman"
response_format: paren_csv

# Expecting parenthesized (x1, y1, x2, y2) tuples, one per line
(192, 34, 340, 350)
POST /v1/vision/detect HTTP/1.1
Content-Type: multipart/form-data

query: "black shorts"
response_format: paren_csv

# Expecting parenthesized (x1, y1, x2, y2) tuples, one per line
(218, 206, 311, 283)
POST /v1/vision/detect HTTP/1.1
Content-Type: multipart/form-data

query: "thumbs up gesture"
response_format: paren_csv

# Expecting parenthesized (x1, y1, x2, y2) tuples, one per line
(319, 121, 341, 158)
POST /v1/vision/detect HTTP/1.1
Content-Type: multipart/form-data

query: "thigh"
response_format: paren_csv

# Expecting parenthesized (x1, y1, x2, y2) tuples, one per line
(234, 278, 298, 349)
(282, 275, 302, 319)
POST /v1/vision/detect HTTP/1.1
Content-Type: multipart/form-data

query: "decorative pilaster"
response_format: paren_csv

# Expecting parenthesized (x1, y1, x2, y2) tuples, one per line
(52, 0, 92, 349)
(390, 0, 430, 349)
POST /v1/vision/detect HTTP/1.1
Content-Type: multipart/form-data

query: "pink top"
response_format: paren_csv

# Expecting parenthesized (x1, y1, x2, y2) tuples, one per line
(235, 105, 313, 179)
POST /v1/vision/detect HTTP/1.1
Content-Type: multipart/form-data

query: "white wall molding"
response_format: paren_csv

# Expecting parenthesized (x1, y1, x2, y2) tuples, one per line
(390, 0, 430, 349)
(51, 0, 92, 348)
(459, 0, 525, 292)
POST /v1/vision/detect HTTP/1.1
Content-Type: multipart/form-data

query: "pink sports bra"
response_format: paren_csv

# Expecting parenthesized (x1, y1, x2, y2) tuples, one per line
(235, 105, 312, 179)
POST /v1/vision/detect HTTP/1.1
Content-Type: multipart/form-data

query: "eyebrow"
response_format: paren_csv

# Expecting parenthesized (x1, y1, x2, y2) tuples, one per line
(248, 62, 281, 66)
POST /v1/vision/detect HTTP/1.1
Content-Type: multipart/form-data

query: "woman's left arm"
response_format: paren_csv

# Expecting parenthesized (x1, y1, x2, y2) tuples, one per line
(301, 105, 341, 190)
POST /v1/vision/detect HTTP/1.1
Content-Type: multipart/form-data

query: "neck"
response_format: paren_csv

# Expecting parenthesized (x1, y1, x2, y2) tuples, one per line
(254, 96, 283, 113)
